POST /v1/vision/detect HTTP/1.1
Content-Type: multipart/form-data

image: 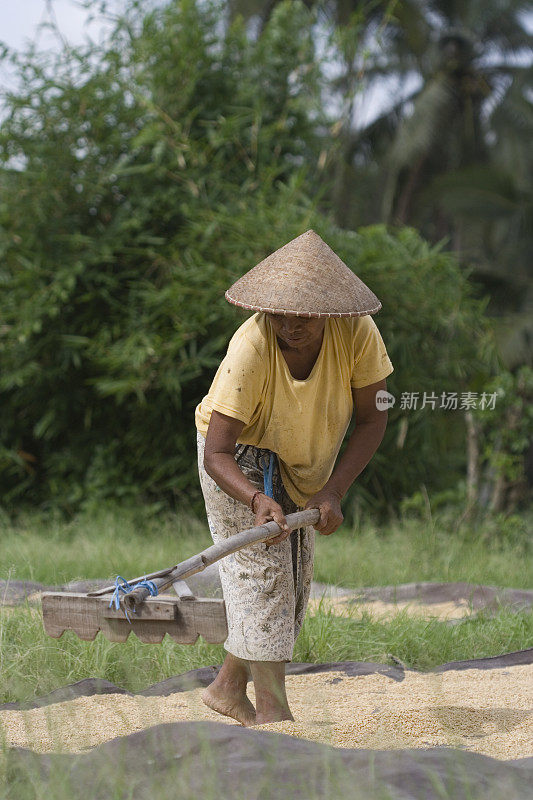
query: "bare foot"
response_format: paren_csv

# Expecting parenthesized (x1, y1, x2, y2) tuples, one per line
(201, 685, 256, 727)
(254, 709, 294, 725)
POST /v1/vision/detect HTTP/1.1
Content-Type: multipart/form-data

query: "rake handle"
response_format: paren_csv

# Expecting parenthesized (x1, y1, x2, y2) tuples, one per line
(122, 508, 320, 611)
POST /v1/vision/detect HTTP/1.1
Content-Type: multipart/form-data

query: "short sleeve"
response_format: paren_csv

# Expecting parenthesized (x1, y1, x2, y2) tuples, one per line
(350, 316, 394, 389)
(204, 332, 266, 425)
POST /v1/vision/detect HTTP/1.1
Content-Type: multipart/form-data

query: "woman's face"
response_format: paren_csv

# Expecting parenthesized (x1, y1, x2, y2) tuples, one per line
(266, 313, 326, 352)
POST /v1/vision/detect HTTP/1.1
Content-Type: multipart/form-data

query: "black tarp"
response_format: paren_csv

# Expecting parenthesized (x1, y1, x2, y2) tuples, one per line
(6, 722, 533, 800)
(2, 649, 532, 711)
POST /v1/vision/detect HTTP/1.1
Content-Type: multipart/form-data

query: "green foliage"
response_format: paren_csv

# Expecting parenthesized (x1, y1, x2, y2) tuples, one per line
(0, 1, 499, 517)
(0, 0, 324, 515)
(471, 366, 533, 514)
(312, 0, 533, 368)
(475, 367, 533, 480)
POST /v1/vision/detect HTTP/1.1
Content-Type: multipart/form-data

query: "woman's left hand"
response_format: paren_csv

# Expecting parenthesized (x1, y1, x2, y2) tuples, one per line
(304, 490, 343, 535)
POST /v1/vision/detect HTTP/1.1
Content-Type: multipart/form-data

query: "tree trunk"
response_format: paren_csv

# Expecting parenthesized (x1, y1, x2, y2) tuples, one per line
(464, 410, 480, 521)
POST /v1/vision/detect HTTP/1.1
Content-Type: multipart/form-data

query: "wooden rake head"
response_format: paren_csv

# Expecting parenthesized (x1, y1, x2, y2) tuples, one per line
(41, 591, 228, 645)
(40, 508, 318, 646)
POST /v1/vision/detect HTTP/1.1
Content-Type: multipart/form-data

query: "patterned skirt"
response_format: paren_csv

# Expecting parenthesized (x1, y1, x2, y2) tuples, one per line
(196, 431, 315, 662)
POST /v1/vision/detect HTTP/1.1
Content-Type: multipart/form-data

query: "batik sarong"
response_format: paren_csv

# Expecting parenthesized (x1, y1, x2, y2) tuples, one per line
(197, 431, 315, 661)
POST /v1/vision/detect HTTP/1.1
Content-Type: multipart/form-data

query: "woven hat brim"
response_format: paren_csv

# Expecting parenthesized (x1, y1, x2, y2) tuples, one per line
(225, 229, 382, 317)
(225, 292, 382, 318)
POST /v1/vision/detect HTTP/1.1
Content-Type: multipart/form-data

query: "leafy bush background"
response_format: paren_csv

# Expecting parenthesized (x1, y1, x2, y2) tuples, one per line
(0, 1, 500, 518)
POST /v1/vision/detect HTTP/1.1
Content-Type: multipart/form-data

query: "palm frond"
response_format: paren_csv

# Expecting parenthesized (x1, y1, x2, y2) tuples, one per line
(386, 73, 456, 170)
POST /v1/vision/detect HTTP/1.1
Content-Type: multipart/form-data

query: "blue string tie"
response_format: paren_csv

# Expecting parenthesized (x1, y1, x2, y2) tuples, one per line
(260, 451, 276, 499)
(109, 575, 158, 623)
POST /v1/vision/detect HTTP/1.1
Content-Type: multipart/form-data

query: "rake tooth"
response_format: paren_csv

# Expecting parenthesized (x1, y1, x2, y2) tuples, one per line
(167, 629, 200, 644)
(73, 627, 99, 642)
(133, 628, 167, 644)
(99, 619, 132, 643)
(42, 623, 67, 639)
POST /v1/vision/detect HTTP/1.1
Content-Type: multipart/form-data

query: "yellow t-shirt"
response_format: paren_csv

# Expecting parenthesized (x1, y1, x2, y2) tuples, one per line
(195, 312, 393, 506)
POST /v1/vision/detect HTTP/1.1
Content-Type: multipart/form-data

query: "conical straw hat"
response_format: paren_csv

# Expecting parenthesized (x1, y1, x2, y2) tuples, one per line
(225, 230, 381, 317)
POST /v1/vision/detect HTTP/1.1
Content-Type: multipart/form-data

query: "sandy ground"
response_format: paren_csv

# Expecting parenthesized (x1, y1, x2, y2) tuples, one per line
(1, 666, 531, 760)
(306, 596, 473, 620)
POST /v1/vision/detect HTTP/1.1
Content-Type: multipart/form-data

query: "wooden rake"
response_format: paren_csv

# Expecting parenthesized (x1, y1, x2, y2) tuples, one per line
(41, 509, 319, 646)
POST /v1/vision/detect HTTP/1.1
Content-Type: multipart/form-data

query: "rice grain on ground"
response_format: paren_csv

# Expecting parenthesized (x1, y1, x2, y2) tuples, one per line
(1, 666, 531, 760)
(306, 596, 472, 620)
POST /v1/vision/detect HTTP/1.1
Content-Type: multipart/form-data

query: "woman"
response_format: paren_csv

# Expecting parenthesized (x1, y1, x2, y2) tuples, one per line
(195, 229, 394, 726)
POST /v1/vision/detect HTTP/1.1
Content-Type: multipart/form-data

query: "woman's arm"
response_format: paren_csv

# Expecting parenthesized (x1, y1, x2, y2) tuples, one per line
(204, 410, 290, 543)
(305, 378, 389, 535)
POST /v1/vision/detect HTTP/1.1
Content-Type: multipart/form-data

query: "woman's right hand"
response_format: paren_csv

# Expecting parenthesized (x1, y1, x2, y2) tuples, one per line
(252, 493, 290, 545)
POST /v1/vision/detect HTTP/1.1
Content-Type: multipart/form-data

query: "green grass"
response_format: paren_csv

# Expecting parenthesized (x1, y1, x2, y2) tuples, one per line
(314, 510, 532, 589)
(0, 503, 531, 705)
(0, 505, 213, 587)
(2, 503, 532, 589)
(1, 602, 532, 706)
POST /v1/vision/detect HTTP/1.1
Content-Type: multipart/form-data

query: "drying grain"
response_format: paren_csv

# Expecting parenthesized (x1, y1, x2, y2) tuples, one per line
(1, 666, 531, 760)
(306, 596, 472, 620)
